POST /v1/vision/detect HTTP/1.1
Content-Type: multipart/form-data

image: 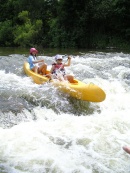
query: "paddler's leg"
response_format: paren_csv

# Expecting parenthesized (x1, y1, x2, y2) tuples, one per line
(38, 63, 47, 75)
(123, 146, 130, 154)
(65, 74, 74, 83)
(32, 65, 38, 73)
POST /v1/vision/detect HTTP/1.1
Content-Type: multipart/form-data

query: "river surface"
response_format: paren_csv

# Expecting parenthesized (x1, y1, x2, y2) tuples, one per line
(0, 47, 130, 173)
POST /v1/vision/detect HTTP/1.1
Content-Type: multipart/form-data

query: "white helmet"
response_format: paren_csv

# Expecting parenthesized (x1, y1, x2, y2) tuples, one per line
(55, 54, 63, 61)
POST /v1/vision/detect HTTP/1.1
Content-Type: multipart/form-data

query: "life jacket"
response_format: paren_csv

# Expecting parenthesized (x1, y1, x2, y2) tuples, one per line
(52, 63, 66, 75)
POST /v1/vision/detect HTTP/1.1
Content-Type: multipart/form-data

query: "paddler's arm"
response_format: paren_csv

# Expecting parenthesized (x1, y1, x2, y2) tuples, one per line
(45, 65, 55, 80)
(64, 56, 71, 67)
(50, 64, 55, 73)
(33, 59, 44, 64)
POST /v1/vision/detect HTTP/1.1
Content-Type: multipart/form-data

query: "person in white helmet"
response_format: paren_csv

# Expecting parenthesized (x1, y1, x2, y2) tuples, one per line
(28, 48, 47, 75)
(50, 54, 74, 82)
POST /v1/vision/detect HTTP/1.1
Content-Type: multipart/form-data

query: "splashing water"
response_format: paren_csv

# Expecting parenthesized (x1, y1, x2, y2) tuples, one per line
(0, 51, 130, 173)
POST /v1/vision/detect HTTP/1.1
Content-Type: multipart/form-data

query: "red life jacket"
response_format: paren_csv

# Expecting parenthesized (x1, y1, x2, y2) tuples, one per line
(52, 63, 65, 75)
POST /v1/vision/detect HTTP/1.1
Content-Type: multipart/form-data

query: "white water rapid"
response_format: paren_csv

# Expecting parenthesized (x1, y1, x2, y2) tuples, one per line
(0, 51, 130, 173)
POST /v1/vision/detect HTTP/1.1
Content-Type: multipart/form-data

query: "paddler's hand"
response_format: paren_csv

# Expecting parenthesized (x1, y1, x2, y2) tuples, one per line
(68, 56, 71, 60)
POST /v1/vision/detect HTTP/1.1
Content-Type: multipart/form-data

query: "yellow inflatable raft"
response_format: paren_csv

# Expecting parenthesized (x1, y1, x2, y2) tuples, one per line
(23, 62, 106, 102)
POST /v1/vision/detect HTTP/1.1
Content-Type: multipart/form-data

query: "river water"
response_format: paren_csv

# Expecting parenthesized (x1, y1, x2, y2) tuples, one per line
(0, 48, 130, 173)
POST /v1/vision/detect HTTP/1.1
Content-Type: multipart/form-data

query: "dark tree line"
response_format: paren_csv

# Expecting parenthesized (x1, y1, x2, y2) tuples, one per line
(0, 0, 130, 49)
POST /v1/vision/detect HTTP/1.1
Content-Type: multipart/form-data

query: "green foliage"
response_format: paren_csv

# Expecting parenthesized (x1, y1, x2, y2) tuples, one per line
(18, 11, 30, 23)
(0, 0, 130, 49)
(13, 11, 42, 47)
(0, 20, 14, 46)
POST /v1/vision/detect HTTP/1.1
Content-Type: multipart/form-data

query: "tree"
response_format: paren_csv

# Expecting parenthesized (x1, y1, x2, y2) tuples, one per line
(13, 11, 42, 47)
